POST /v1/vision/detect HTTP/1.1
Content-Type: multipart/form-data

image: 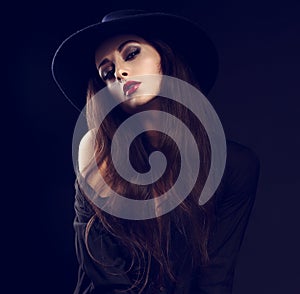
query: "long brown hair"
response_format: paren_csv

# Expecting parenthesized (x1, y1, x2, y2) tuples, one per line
(78, 37, 214, 292)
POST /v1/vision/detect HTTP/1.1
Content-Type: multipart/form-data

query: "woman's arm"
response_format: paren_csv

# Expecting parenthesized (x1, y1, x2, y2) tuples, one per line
(191, 141, 260, 294)
(73, 175, 134, 294)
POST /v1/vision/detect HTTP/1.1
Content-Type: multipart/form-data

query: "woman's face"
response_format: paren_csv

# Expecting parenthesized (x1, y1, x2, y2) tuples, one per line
(95, 34, 162, 110)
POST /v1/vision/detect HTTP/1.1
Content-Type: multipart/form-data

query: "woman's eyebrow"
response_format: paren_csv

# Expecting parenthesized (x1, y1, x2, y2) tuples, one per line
(97, 40, 139, 69)
(117, 40, 139, 52)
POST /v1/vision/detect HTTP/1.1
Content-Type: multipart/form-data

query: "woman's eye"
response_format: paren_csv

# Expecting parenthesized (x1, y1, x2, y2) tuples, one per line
(125, 47, 140, 61)
(101, 67, 115, 81)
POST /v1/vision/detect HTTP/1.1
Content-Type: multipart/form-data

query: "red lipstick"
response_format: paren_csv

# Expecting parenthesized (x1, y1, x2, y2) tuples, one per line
(123, 81, 141, 96)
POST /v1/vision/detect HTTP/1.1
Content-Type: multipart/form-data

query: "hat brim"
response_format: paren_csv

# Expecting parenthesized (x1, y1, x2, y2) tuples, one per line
(52, 13, 218, 111)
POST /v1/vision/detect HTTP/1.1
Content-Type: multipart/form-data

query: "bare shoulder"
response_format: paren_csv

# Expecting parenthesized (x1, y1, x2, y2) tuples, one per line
(78, 129, 110, 197)
(78, 128, 97, 175)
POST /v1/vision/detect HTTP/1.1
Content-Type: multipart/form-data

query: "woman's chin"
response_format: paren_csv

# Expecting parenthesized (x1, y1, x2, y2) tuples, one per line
(120, 94, 159, 113)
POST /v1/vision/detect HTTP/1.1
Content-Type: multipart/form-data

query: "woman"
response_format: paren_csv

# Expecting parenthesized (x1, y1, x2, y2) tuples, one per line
(52, 10, 260, 294)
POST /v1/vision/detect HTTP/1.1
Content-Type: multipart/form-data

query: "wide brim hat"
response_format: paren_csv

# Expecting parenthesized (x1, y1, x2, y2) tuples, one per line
(52, 10, 219, 112)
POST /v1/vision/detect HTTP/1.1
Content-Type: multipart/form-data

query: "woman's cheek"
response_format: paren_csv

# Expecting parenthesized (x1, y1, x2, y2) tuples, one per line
(139, 74, 162, 98)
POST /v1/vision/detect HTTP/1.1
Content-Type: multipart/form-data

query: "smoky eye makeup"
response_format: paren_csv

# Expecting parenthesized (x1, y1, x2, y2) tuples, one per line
(123, 45, 141, 61)
(100, 64, 115, 81)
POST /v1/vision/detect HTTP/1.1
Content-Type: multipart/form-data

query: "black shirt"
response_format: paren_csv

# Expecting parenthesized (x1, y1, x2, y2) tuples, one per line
(73, 140, 260, 294)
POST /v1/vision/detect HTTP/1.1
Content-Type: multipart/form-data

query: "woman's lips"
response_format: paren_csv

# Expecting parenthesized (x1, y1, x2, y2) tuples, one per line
(123, 81, 141, 96)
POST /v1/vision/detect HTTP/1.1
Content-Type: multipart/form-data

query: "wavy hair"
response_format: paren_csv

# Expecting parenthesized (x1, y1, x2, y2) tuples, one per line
(78, 37, 215, 293)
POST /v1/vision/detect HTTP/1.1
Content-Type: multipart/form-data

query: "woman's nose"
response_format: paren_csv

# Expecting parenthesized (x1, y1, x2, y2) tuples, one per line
(115, 66, 129, 82)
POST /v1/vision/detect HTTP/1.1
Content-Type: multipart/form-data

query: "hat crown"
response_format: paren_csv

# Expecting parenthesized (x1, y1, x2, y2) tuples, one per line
(102, 9, 147, 23)
(52, 9, 218, 110)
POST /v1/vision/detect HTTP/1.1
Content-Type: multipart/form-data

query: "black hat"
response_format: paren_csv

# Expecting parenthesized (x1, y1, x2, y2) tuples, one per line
(51, 10, 219, 112)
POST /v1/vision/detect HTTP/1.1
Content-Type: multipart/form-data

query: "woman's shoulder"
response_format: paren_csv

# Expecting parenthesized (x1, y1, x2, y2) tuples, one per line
(226, 139, 260, 170)
(223, 139, 260, 192)
(77, 129, 110, 197)
(78, 128, 97, 175)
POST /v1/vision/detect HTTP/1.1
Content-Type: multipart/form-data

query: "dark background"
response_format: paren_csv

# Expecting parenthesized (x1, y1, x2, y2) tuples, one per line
(5, 0, 300, 293)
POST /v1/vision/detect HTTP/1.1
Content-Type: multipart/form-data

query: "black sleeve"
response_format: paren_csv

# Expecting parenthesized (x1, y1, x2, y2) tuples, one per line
(191, 141, 260, 294)
(73, 176, 134, 294)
